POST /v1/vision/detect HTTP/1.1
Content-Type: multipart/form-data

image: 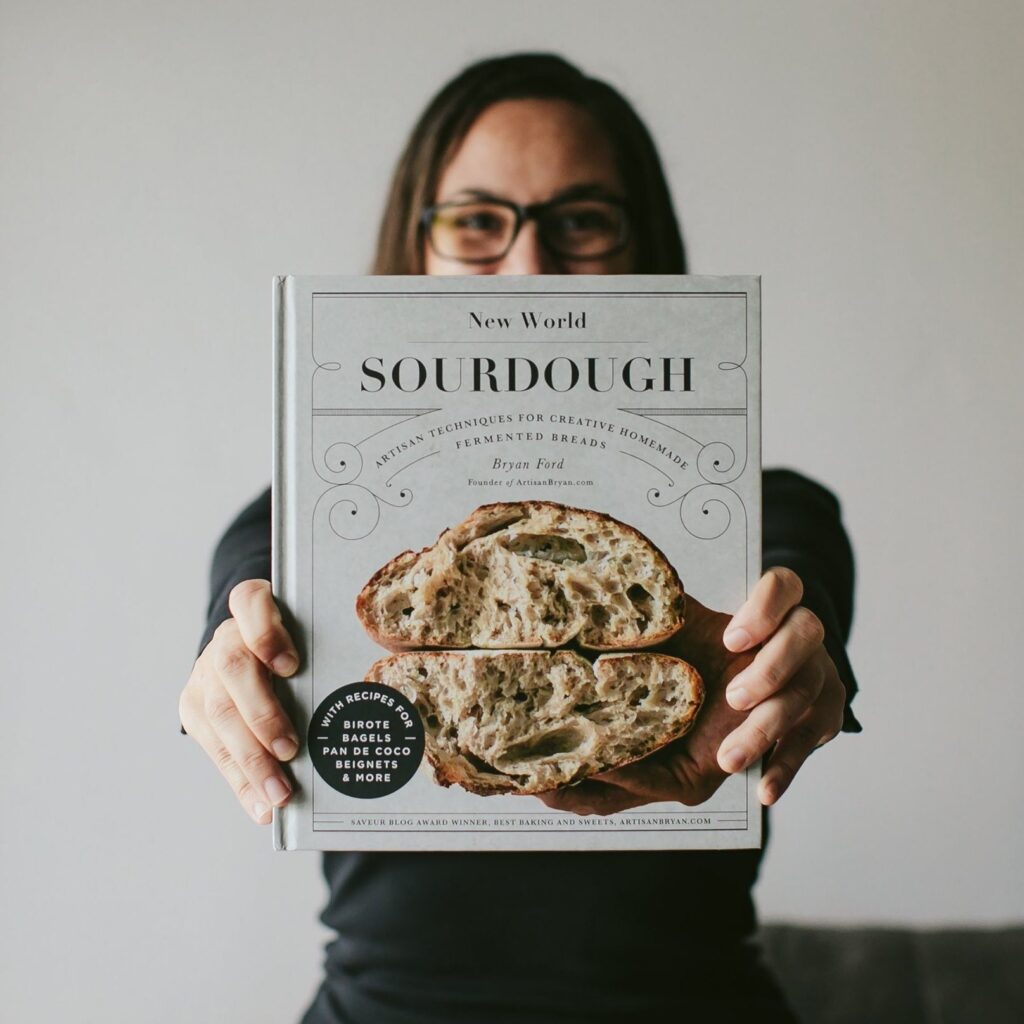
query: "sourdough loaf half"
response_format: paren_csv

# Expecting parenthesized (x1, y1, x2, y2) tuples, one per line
(356, 501, 685, 652)
(365, 649, 704, 796)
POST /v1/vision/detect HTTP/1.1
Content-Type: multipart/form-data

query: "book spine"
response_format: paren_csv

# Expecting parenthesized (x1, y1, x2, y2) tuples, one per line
(271, 275, 290, 852)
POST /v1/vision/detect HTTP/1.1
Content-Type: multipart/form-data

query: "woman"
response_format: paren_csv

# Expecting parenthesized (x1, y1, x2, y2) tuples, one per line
(180, 53, 860, 1023)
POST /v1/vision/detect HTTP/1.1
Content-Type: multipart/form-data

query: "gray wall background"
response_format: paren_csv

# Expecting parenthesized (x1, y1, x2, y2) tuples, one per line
(2, 0, 1021, 1020)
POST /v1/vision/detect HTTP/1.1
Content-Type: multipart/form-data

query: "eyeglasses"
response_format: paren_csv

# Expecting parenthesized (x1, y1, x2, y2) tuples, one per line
(420, 193, 632, 264)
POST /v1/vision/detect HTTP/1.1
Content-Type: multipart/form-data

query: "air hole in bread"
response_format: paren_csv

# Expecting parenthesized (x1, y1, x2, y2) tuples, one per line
(589, 604, 609, 628)
(463, 751, 514, 777)
(506, 533, 587, 564)
(383, 591, 413, 616)
(455, 511, 527, 550)
(573, 700, 612, 716)
(566, 577, 598, 601)
(628, 685, 650, 706)
(626, 583, 654, 629)
(501, 725, 586, 762)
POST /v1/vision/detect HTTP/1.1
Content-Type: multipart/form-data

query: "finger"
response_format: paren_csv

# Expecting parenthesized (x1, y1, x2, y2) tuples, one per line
(590, 760, 665, 794)
(203, 668, 293, 811)
(726, 607, 825, 710)
(228, 580, 299, 676)
(594, 759, 705, 807)
(723, 566, 804, 652)
(595, 752, 726, 809)
(183, 691, 274, 824)
(212, 620, 299, 761)
(537, 780, 644, 816)
(759, 683, 845, 805)
(717, 659, 826, 773)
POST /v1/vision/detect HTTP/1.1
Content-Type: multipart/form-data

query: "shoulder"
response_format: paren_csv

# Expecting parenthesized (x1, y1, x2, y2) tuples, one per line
(217, 486, 271, 536)
(231, 485, 271, 524)
(763, 467, 842, 516)
(211, 485, 272, 560)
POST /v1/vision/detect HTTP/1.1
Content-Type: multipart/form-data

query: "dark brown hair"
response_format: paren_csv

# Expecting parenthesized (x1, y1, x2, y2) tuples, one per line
(371, 53, 687, 275)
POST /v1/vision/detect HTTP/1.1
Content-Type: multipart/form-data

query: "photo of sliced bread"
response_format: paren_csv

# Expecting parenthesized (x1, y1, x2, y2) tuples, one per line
(365, 649, 704, 796)
(356, 501, 686, 652)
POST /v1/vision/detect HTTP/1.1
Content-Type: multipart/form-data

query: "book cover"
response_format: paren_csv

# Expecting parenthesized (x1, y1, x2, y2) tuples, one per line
(273, 275, 761, 850)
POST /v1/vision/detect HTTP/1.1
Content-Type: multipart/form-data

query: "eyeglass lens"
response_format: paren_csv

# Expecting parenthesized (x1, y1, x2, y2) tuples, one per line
(428, 199, 628, 261)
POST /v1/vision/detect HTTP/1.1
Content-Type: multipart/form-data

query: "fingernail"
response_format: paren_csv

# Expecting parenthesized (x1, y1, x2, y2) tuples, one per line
(723, 626, 753, 651)
(272, 737, 298, 760)
(252, 800, 269, 821)
(273, 653, 298, 676)
(721, 747, 748, 773)
(264, 776, 291, 805)
(727, 685, 751, 710)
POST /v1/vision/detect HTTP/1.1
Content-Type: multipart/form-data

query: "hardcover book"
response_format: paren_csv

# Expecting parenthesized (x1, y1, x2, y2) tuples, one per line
(273, 275, 761, 850)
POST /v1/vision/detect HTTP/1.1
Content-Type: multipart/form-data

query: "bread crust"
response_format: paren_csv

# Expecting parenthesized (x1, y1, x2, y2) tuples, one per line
(355, 501, 686, 652)
(365, 649, 704, 796)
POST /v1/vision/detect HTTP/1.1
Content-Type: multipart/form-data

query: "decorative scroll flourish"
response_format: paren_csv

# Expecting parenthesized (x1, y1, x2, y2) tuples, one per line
(318, 484, 414, 541)
(323, 442, 362, 484)
(385, 449, 438, 486)
(680, 483, 737, 540)
(647, 482, 744, 542)
(714, 360, 752, 484)
(619, 406, 748, 487)
(311, 359, 439, 534)
(696, 440, 740, 485)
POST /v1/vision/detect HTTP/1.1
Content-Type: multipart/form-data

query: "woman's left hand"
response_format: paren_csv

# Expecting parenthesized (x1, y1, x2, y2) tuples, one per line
(537, 567, 847, 816)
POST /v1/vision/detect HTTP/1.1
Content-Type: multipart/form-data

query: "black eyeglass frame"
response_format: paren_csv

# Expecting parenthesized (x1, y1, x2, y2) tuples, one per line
(419, 194, 633, 264)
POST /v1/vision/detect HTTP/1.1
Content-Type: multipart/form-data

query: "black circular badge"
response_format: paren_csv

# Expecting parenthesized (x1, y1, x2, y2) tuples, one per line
(308, 683, 425, 798)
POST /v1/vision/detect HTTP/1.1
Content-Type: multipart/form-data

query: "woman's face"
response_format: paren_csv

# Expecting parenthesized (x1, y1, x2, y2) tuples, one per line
(424, 99, 636, 275)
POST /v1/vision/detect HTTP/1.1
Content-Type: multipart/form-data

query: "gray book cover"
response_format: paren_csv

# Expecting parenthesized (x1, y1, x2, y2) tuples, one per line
(273, 275, 761, 851)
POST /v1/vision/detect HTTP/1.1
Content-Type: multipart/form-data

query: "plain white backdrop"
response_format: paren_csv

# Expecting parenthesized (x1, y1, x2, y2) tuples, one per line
(2, 1, 1022, 1020)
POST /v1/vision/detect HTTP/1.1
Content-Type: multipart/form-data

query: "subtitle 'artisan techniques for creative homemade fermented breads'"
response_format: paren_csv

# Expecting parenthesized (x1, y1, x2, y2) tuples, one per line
(355, 501, 704, 795)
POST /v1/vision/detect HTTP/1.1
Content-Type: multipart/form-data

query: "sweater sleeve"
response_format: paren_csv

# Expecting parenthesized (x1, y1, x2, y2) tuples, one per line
(180, 486, 273, 735)
(762, 468, 862, 733)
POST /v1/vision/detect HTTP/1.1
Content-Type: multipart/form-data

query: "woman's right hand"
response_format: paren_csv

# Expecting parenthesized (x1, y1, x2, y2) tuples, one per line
(179, 579, 301, 824)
